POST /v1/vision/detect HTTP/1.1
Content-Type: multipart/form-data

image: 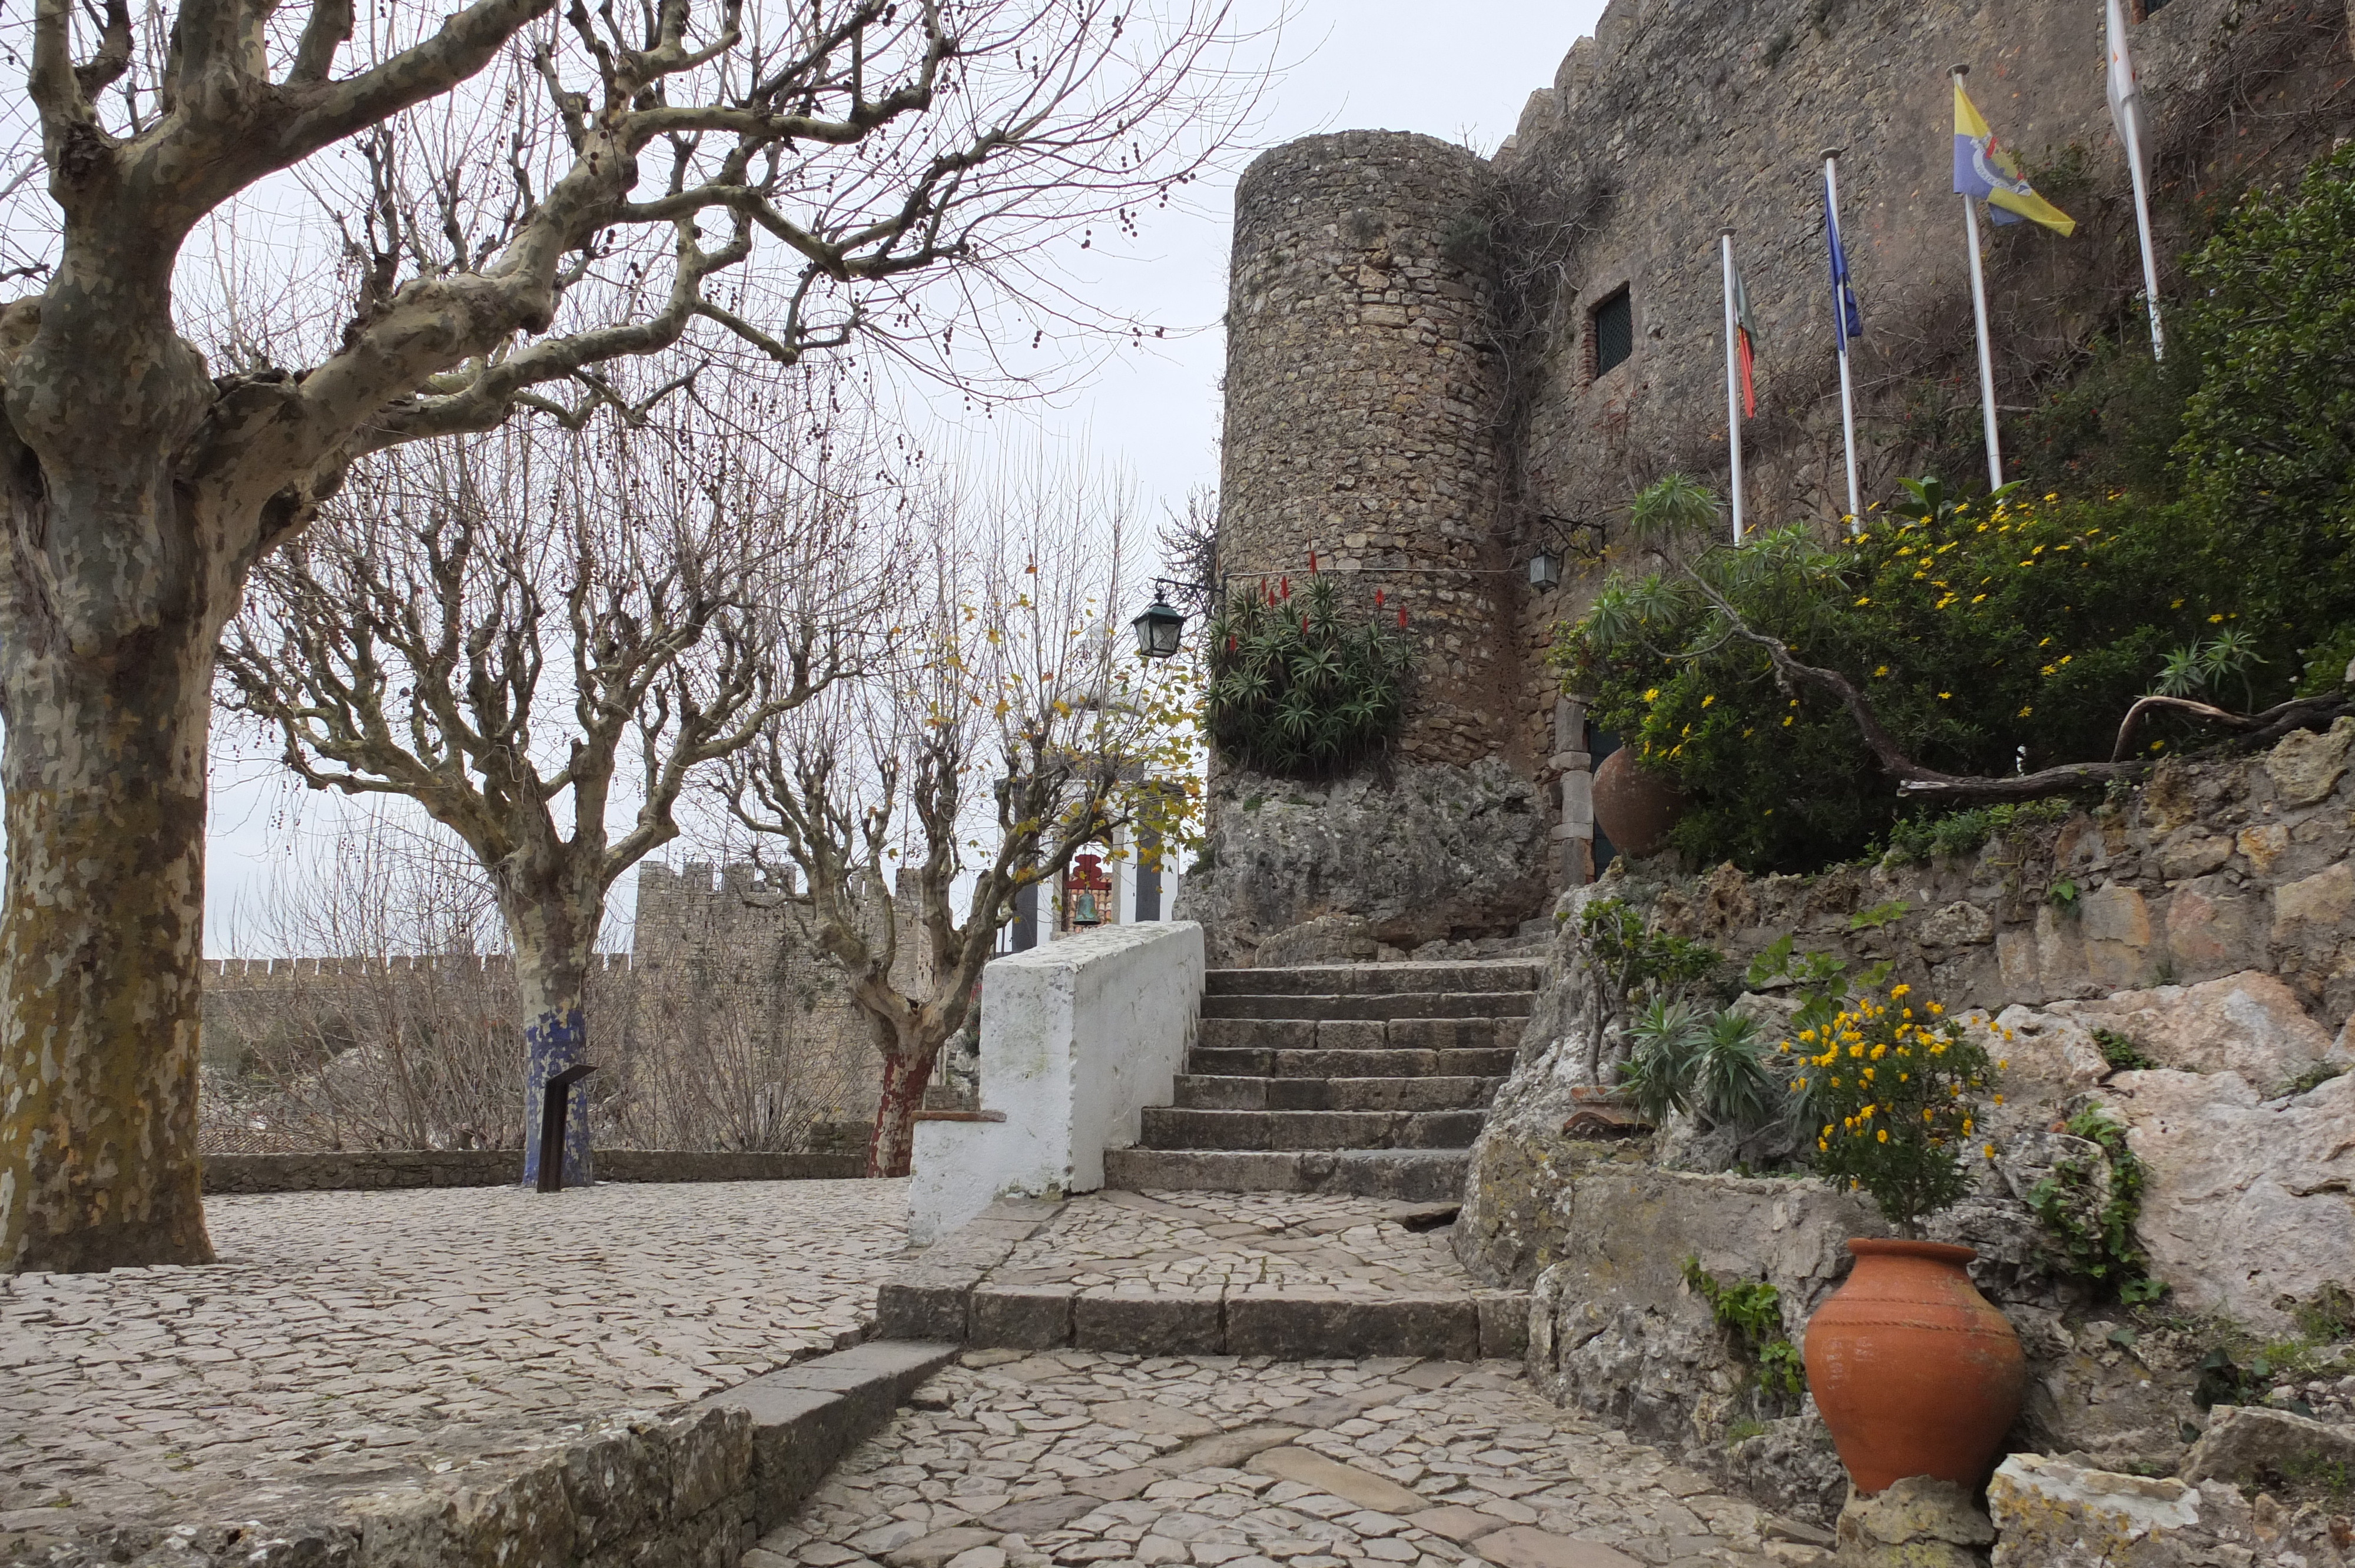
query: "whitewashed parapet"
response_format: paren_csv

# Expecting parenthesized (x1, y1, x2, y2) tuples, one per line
(909, 922, 1205, 1246)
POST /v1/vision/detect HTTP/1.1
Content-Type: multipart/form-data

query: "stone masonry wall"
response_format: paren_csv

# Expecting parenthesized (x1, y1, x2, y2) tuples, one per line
(1500, 0, 2351, 774)
(1219, 130, 1522, 772)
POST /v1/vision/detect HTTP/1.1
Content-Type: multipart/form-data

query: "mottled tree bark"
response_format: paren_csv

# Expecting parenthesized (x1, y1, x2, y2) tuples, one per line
(0, 619, 221, 1269)
(505, 879, 602, 1188)
(865, 1022, 937, 1181)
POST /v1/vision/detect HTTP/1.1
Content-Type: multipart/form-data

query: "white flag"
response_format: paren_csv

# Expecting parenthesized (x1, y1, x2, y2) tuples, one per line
(2106, 0, 2149, 185)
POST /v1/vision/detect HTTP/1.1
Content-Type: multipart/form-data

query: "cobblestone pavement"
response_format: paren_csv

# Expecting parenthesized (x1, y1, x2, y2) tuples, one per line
(748, 1350, 1832, 1568)
(0, 1179, 910, 1538)
(994, 1193, 1467, 1297)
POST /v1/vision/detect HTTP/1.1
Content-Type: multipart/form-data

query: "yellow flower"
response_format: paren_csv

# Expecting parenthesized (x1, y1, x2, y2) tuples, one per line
(1994, 1094, 2005, 1105)
(1984, 1144, 1997, 1159)
(1873, 665, 1889, 677)
(2018, 705, 2034, 717)
(1701, 694, 1715, 707)
(1783, 715, 1795, 726)
(1890, 984, 1911, 998)
(1878, 1129, 1889, 1143)
(1870, 1043, 1888, 1060)
(1928, 1002, 1945, 1016)
(1939, 691, 1952, 700)
(1643, 687, 1660, 702)
(2208, 613, 2225, 623)
(1998, 1058, 2009, 1069)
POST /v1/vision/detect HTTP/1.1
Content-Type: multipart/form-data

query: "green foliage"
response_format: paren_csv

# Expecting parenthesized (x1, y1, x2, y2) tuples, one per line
(2092, 1029, 2157, 1072)
(1682, 1257, 1807, 1398)
(1788, 983, 2005, 1237)
(1577, 899, 1723, 1002)
(2175, 141, 2355, 642)
(1621, 1001, 1774, 1131)
(1205, 574, 1410, 778)
(1555, 482, 2221, 872)
(1882, 798, 2074, 868)
(2291, 1062, 2350, 1097)
(2048, 878, 2080, 909)
(2290, 1282, 2355, 1343)
(2029, 1106, 2165, 1304)
(1847, 898, 1912, 932)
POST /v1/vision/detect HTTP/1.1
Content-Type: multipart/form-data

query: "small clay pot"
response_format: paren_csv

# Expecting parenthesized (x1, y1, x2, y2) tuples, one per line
(1804, 1239, 2026, 1495)
(1591, 749, 1686, 859)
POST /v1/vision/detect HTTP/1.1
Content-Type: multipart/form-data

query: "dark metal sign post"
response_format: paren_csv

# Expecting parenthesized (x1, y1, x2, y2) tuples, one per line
(535, 1062, 600, 1192)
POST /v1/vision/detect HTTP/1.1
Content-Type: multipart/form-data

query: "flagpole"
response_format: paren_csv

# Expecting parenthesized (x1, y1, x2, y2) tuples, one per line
(2119, 77, 2166, 362)
(1823, 147, 1863, 532)
(1722, 228, 1746, 544)
(1953, 65, 2005, 492)
(2108, 0, 2165, 362)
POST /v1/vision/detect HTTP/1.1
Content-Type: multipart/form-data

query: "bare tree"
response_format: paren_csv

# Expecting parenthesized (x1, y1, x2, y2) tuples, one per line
(725, 479, 1198, 1176)
(217, 414, 885, 1185)
(0, 0, 1259, 1270)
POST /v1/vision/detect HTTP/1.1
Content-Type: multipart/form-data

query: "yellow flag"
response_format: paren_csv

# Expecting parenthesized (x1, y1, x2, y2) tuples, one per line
(1952, 83, 2077, 237)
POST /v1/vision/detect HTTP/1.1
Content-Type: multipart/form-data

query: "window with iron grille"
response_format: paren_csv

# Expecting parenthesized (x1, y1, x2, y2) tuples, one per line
(1591, 288, 1633, 378)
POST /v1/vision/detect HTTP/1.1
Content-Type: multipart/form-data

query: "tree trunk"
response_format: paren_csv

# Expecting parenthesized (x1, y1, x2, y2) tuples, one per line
(509, 897, 602, 1188)
(867, 1020, 941, 1179)
(0, 618, 218, 1270)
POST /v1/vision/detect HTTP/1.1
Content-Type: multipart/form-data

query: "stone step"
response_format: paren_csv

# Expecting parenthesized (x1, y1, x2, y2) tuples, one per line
(1205, 961, 1542, 997)
(1171, 1074, 1502, 1112)
(1201, 991, 1535, 1022)
(1137, 1107, 1490, 1151)
(1199, 1016, 1521, 1053)
(1188, 1045, 1520, 1079)
(1102, 1147, 1470, 1203)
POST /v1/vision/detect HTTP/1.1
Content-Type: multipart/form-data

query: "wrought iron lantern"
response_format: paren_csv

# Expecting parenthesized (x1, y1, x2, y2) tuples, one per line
(1130, 597, 1185, 659)
(1527, 549, 1564, 592)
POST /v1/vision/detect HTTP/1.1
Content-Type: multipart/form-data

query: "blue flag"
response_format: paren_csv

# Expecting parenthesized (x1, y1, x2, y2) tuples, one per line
(1826, 174, 1863, 351)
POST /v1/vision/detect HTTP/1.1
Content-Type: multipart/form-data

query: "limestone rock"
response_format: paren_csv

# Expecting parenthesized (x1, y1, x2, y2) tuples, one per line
(2180, 1404, 2355, 1489)
(1986, 1453, 2205, 1568)
(1178, 758, 1550, 966)
(2048, 971, 2340, 1088)
(2105, 1068, 2355, 1330)
(2264, 716, 2355, 808)
(1834, 1476, 1993, 1568)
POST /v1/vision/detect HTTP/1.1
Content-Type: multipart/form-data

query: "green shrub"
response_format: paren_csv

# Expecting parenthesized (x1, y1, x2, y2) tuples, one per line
(1621, 1000, 1774, 1131)
(2175, 142, 2355, 643)
(1555, 488, 2224, 872)
(1204, 574, 1410, 776)
(1790, 982, 2006, 1237)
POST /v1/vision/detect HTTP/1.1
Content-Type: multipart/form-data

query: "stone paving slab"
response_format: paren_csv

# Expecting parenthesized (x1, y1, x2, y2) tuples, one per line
(0, 1178, 911, 1550)
(878, 1192, 1527, 1361)
(744, 1349, 1835, 1568)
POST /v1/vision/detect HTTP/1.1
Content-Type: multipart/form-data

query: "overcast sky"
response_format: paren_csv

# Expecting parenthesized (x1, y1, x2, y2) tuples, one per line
(201, 0, 1611, 954)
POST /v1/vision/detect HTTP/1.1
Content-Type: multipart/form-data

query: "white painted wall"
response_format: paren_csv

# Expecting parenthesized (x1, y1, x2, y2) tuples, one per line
(909, 921, 1204, 1245)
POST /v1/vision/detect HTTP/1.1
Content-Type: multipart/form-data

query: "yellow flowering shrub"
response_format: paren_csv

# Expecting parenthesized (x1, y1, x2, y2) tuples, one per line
(1786, 984, 2007, 1237)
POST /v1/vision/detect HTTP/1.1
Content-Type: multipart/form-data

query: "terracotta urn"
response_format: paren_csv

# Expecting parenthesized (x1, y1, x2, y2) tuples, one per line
(1803, 1240, 2026, 1495)
(1590, 749, 1686, 859)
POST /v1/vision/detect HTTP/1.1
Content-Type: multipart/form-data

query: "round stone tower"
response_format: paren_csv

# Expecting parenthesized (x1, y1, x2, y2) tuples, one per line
(1184, 132, 1551, 968)
(1218, 129, 1520, 767)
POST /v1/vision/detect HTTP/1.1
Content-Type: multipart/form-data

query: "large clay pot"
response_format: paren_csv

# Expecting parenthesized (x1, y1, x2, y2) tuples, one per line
(1803, 1240, 2026, 1495)
(1590, 749, 1686, 859)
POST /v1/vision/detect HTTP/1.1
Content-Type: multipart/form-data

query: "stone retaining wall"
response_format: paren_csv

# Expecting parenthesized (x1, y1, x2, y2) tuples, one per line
(200, 1148, 865, 1194)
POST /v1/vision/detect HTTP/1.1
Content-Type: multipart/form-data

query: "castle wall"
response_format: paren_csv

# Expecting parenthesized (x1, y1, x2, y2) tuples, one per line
(1499, 0, 2350, 773)
(1206, 0, 2352, 948)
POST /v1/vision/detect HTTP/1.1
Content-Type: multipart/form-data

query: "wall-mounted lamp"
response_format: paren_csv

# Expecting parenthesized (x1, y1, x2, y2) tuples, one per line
(1526, 513, 1608, 593)
(1130, 597, 1186, 659)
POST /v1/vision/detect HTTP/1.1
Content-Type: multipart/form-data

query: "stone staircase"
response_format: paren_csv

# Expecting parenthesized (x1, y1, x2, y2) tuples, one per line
(1102, 959, 1538, 1204)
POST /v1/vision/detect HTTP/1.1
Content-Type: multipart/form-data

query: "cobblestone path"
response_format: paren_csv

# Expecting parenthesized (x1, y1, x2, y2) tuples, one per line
(749, 1350, 1832, 1568)
(0, 1179, 910, 1540)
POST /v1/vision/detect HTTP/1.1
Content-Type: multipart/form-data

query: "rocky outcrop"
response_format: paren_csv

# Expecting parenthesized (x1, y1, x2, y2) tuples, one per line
(1178, 758, 1551, 967)
(1989, 1449, 2354, 1568)
(2102, 1067, 2355, 1331)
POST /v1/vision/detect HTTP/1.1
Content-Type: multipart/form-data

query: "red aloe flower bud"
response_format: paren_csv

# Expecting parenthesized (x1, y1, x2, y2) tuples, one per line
(1375, 588, 1385, 608)
(1308, 550, 1318, 572)
(1280, 576, 1291, 599)
(1398, 607, 1409, 629)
